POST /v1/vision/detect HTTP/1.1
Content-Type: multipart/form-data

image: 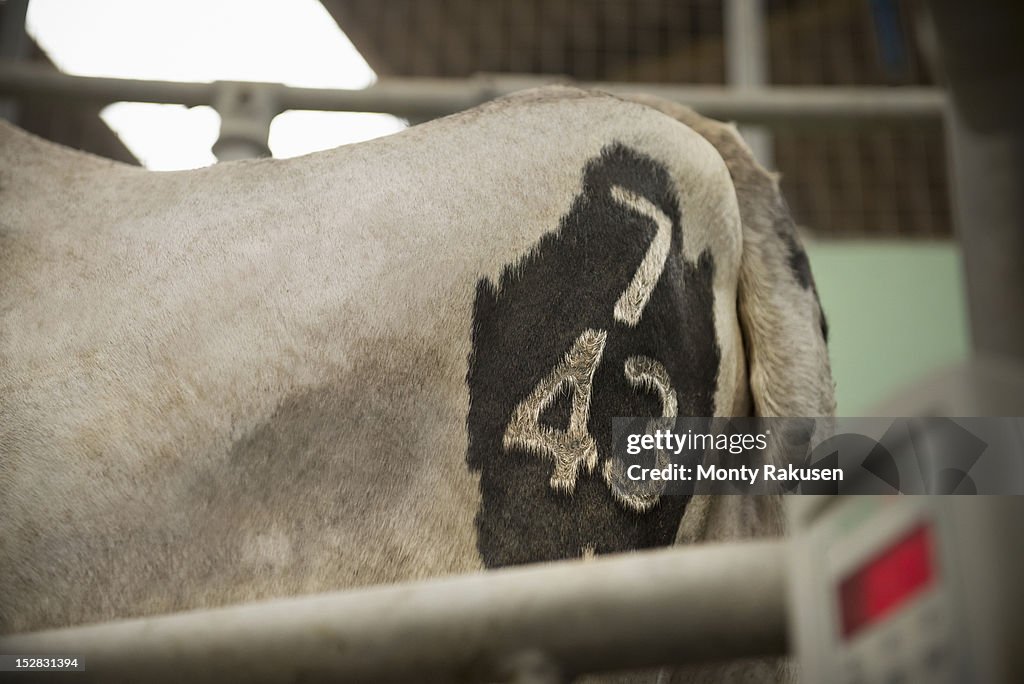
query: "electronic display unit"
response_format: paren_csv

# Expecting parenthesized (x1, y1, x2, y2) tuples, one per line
(789, 496, 1024, 684)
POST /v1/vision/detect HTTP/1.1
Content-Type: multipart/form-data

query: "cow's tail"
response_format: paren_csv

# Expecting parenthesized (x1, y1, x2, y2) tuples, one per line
(624, 95, 836, 545)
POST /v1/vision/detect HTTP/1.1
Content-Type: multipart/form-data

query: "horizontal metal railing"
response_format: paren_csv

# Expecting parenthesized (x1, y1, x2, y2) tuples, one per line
(0, 539, 786, 683)
(0, 59, 946, 128)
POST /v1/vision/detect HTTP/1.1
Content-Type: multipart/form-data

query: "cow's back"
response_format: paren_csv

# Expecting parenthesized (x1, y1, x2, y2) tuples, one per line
(0, 88, 749, 635)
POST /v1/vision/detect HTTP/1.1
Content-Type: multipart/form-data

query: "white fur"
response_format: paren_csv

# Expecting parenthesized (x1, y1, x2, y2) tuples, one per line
(0, 88, 834, 682)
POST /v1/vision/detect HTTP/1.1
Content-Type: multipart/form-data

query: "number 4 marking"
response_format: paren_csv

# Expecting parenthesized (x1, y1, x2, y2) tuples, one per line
(503, 329, 608, 493)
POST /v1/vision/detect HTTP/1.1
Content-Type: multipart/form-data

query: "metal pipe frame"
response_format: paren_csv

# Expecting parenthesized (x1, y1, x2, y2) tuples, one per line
(0, 540, 786, 683)
(929, 0, 1024, 362)
(0, 59, 946, 129)
(725, 0, 774, 166)
(0, 1, 30, 123)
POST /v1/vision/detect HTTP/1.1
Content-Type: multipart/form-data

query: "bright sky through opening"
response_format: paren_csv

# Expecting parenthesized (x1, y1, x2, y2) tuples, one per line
(26, 0, 407, 170)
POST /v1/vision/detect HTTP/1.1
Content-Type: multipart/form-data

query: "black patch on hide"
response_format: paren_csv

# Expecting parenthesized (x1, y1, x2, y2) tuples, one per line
(774, 198, 813, 291)
(466, 143, 720, 568)
(774, 197, 829, 342)
(780, 228, 813, 291)
(537, 384, 573, 432)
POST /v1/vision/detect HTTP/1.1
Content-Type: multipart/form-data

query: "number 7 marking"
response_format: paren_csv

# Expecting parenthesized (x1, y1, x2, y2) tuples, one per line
(611, 186, 674, 327)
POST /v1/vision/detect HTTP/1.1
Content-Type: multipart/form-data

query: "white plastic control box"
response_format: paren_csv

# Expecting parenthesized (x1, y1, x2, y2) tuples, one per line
(788, 496, 1024, 683)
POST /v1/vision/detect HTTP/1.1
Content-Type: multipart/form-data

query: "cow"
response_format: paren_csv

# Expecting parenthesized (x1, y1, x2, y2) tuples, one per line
(0, 86, 834, 681)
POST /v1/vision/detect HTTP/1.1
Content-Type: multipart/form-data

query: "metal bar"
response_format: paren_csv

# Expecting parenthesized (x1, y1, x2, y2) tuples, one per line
(0, 540, 786, 683)
(725, 0, 768, 89)
(725, 0, 774, 166)
(210, 81, 275, 161)
(0, 0, 30, 123)
(0, 59, 946, 128)
(929, 0, 1024, 362)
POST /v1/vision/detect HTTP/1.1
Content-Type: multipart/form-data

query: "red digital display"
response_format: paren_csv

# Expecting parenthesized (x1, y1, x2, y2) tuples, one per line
(838, 523, 936, 639)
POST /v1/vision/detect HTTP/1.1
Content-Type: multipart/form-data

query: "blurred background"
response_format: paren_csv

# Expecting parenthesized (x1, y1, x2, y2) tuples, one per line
(1, 5, 1022, 681)
(0, 0, 985, 414)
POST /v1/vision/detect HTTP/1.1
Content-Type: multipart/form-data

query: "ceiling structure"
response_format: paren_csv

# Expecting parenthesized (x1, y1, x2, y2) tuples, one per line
(320, 0, 948, 239)
(3, 0, 948, 237)
(0, 0, 138, 164)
